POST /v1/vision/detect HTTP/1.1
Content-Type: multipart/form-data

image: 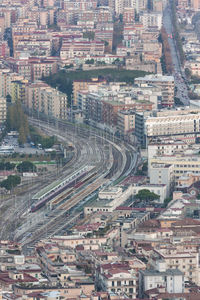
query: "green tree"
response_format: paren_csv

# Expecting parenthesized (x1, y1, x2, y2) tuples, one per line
(18, 126, 26, 145)
(6, 101, 29, 142)
(17, 161, 36, 173)
(6, 94, 12, 103)
(164, 197, 172, 207)
(0, 175, 21, 190)
(185, 68, 191, 78)
(135, 189, 160, 202)
(85, 59, 95, 65)
(0, 162, 15, 170)
(83, 31, 95, 41)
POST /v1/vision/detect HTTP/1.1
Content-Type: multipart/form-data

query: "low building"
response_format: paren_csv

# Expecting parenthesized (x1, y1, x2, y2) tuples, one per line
(84, 186, 133, 215)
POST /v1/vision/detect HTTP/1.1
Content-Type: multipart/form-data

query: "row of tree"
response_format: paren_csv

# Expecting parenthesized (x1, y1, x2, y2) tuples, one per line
(6, 101, 29, 145)
(171, 0, 185, 66)
(0, 161, 15, 170)
(160, 27, 174, 74)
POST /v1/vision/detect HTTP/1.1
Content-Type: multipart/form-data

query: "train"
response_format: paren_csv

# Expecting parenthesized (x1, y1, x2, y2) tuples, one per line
(48, 171, 98, 210)
(31, 166, 94, 212)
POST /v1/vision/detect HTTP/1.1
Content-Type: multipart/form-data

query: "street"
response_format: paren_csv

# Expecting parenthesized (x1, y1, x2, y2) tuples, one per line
(163, 2, 190, 106)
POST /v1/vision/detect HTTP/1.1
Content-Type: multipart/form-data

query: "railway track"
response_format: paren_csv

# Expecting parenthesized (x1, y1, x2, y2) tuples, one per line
(20, 177, 106, 247)
(15, 117, 138, 247)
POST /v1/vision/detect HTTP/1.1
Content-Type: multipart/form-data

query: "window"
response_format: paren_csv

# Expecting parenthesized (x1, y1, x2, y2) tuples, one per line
(112, 281, 114, 287)
(117, 281, 121, 286)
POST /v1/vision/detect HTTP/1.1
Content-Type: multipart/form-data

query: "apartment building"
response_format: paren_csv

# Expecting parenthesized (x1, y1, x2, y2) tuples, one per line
(63, 0, 98, 11)
(153, 244, 200, 285)
(60, 40, 105, 60)
(39, 87, 68, 119)
(0, 69, 25, 98)
(25, 82, 68, 119)
(139, 261, 184, 298)
(149, 153, 200, 184)
(82, 83, 155, 127)
(31, 59, 58, 82)
(135, 74, 174, 107)
(117, 110, 135, 135)
(135, 109, 200, 147)
(0, 97, 6, 124)
(186, 60, 200, 76)
(25, 81, 49, 111)
(10, 79, 28, 103)
(98, 265, 137, 298)
(140, 12, 162, 29)
(73, 78, 106, 106)
(149, 163, 175, 197)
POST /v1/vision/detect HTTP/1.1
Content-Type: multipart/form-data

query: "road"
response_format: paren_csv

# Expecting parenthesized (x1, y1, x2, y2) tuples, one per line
(163, 1, 190, 106)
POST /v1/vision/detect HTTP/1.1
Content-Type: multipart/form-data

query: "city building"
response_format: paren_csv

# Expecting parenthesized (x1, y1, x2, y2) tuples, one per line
(135, 74, 174, 107)
(0, 97, 6, 124)
(139, 261, 184, 298)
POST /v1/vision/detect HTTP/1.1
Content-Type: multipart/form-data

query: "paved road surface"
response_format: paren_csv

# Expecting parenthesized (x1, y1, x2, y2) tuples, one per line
(163, 2, 190, 106)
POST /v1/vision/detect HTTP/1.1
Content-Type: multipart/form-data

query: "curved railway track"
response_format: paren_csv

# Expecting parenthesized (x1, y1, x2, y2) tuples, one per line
(14, 117, 138, 248)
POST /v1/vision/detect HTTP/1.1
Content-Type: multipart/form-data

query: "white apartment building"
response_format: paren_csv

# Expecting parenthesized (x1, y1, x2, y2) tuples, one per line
(149, 163, 174, 197)
(148, 140, 189, 161)
(149, 154, 200, 184)
(154, 246, 200, 285)
(135, 109, 200, 147)
(114, 0, 147, 14)
(139, 261, 184, 298)
(99, 268, 137, 298)
(146, 112, 200, 138)
(140, 12, 162, 29)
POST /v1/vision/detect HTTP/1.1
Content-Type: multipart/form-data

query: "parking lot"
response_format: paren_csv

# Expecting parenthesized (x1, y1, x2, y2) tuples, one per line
(1, 135, 44, 155)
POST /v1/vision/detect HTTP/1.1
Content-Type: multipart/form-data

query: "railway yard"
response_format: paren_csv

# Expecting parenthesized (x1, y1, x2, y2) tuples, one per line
(1, 118, 139, 252)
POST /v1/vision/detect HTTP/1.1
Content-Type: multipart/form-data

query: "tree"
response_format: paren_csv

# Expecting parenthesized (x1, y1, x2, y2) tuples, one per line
(18, 126, 26, 145)
(17, 161, 36, 173)
(6, 101, 29, 142)
(6, 94, 12, 103)
(135, 189, 160, 202)
(0, 162, 15, 170)
(85, 59, 95, 65)
(0, 175, 21, 190)
(83, 31, 95, 41)
(185, 68, 191, 79)
(164, 197, 172, 207)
